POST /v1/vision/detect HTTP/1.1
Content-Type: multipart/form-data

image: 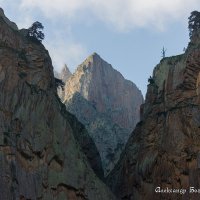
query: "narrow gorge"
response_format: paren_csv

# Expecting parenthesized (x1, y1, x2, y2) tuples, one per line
(1, 5, 200, 200)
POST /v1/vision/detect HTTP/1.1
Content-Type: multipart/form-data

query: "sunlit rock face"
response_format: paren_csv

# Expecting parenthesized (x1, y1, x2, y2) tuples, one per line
(0, 8, 116, 200)
(107, 30, 200, 200)
(61, 53, 143, 175)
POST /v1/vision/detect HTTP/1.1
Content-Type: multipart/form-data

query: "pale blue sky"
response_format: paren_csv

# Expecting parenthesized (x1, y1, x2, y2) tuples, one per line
(1, 0, 200, 96)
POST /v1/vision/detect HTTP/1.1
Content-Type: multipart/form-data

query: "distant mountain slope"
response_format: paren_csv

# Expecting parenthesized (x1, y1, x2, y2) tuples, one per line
(60, 53, 143, 175)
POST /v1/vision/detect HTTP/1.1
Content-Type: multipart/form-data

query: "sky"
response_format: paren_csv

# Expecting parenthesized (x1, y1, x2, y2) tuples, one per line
(1, 0, 200, 97)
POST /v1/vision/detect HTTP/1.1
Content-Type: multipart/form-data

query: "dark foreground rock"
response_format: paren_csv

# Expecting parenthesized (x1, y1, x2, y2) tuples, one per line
(107, 30, 200, 200)
(0, 8, 116, 200)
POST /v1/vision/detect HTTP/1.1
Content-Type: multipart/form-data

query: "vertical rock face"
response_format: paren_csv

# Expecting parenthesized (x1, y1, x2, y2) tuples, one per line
(107, 31, 200, 200)
(54, 66, 104, 179)
(65, 110, 104, 179)
(0, 9, 116, 200)
(54, 66, 105, 178)
(62, 53, 143, 175)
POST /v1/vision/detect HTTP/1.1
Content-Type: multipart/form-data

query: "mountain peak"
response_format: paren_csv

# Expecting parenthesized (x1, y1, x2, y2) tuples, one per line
(84, 52, 102, 63)
(61, 64, 71, 75)
(58, 64, 72, 83)
(62, 53, 143, 175)
(91, 52, 100, 58)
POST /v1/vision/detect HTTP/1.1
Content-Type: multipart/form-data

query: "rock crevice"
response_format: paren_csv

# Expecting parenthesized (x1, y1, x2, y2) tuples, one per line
(107, 30, 200, 200)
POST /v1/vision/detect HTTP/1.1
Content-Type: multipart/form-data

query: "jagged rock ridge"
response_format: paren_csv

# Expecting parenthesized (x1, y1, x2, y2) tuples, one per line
(61, 53, 143, 175)
(0, 9, 116, 200)
(54, 64, 72, 101)
(54, 64, 72, 84)
(107, 30, 200, 200)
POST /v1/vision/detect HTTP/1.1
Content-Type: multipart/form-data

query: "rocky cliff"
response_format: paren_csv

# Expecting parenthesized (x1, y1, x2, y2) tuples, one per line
(0, 9, 116, 200)
(61, 53, 143, 175)
(107, 30, 200, 200)
(64, 108, 104, 179)
(64, 53, 143, 131)
(58, 64, 72, 83)
(54, 66, 105, 179)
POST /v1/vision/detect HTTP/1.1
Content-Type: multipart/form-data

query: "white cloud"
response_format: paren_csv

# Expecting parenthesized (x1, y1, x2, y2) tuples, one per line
(46, 41, 87, 72)
(2, 0, 200, 73)
(0, 0, 88, 71)
(19, 0, 200, 31)
(16, 15, 33, 29)
(0, 0, 34, 29)
(44, 31, 88, 72)
(20, 0, 86, 19)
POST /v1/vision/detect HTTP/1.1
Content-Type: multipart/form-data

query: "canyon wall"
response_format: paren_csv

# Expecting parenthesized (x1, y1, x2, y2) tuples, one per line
(0, 9, 115, 200)
(107, 30, 200, 200)
(62, 53, 143, 175)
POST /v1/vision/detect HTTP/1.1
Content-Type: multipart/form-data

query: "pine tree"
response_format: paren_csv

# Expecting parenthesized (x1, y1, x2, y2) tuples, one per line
(28, 21, 45, 43)
(188, 11, 200, 39)
(161, 47, 167, 58)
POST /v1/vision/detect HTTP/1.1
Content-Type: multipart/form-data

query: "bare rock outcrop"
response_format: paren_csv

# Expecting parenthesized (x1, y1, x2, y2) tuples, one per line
(0, 9, 116, 200)
(54, 65, 72, 101)
(107, 30, 200, 200)
(64, 53, 143, 131)
(62, 53, 143, 175)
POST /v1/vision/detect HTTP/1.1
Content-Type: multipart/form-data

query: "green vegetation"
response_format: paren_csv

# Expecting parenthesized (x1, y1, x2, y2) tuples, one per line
(148, 76, 154, 84)
(188, 11, 200, 39)
(27, 21, 45, 43)
(161, 46, 167, 58)
(18, 72, 27, 79)
(55, 78, 65, 90)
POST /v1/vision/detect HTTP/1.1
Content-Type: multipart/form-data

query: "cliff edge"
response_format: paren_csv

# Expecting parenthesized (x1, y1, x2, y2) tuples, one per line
(107, 30, 200, 200)
(0, 9, 116, 200)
